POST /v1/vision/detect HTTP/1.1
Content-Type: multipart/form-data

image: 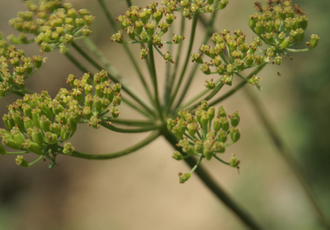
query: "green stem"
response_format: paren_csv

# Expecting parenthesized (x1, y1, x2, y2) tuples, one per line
(122, 97, 154, 118)
(101, 118, 157, 127)
(125, 0, 132, 7)
(148, 42, 164, 121)
(28, 156, 43, 166)
(166, 12, 199, 114)
(101, 121, 161, 133)
(61, 131, 160, 160)
(213, 154, 230, 165)
(12, 88, 34, 97)
(164, 15, 185, 107)
(65, 52, 89, 73)
(163, 24, 173, 106)
(5, 151, 29, 155)
(285, 48, 309, 52)
(71, 41, 104, 71)
(174, 3, 220, 108)
(243, 86, 330, 229)
(82, 37, 155, 116)
(162, 129, 263, 230)
(97, 0, 154, 105)
(209, 63, 266, 107)
(186, 80, 225, 112)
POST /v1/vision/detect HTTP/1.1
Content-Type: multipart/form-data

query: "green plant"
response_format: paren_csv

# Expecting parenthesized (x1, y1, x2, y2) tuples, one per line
(0, 0, 327, 229)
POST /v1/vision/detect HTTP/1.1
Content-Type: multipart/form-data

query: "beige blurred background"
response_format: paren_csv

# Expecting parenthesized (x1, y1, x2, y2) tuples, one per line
(0, 0, 329, 229)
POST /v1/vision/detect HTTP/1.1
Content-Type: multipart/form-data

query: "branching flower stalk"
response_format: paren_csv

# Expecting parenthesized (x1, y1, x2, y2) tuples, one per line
(0, 0, 325, 229)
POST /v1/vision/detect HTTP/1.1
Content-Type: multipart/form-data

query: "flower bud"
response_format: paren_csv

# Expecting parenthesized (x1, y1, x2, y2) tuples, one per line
(167, 118, 175, 131)
(172, 151, 183, 160)
(229, 154, 240, 167)
(187, 122, 198, 137)
(60, 124, 71, 141)
(140, 48, 149, 59)
(230, 127, 240, 142)
(280, 36, 291, 50)
(200, 111, 209, 129)
(213, 117, 221, 131)
(11, 126, 25, 147)
(40, 115, 51, 132)
(204, 79, 215, 90)
(255, 21, 264, 36)
(203, 140, 213, 160)
(63, 142, 75, 155)
(229, 112, 240, 127)
(217, 106, 227, 117)
(110, 106, 120, 118)
(194, 140, 203, 152)
(217, 130, 227, 143)
(309, 34, 319, 49)
(16, 155, 29, 167)
(22, 139, 43, 155)
(183, 145, 195, 155)
(200, 63, 211, 75)
(212, 141, 225, 153)
(220, 117, 229, 131)
(31, 127, 44, 147)
(44, 132, 58, 145)
(207, 107, 215, 121)
(179, 172, 191, 183)
(191, 53, 203, 64)
(219, 0, 228, 9)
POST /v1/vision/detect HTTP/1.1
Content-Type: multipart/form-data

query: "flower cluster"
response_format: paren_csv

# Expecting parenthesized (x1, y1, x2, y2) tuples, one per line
(9, 0, 95, 53)
(65, 70, 122, 129)
(193, 29, 269, 87)
(161, 0, 229, 19)
(249, 1, 319, 50)
(0, 33, 44, 97)
(110, 3, 184, 62)
(0, 70, 121, 167)
(167, 101, 241, 183)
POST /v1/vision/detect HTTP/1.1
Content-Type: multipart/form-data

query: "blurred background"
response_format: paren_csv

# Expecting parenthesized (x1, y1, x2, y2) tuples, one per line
(0, 0, 329, 229)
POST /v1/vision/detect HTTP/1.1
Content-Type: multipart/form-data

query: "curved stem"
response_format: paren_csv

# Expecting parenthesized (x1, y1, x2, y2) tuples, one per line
(71, 41, 104, 71)
(209, 63, 266, 107)
(61, 131, 160, 160)
(148, 42, 164, 121)
(28, 156, 43, 166)
(166, 12, 199, 115)
(162, 129, 263, 230)
(101, 121, 161, 133)
(243, 86, 330, 229)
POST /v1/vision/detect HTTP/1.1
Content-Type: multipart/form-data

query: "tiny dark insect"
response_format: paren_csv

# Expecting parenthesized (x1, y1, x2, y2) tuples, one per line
(277, 72, 281, 76)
